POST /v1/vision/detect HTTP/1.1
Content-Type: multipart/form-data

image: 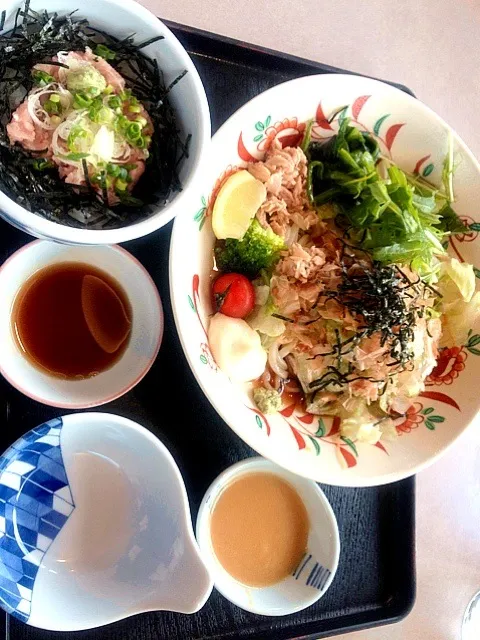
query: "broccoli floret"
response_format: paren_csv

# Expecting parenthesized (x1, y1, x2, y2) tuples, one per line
(214, 219, 285, 278)
(253, 387, 282, 414)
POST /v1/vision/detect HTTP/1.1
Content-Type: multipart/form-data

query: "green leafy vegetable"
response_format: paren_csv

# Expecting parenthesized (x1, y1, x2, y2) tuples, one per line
(306, 117, 380, 205)
(32, 69, 54, 86)
(61, 152, 90, 161)
(306, 116, 465, 278)
(442, 129, 454, 202)
(301, 119, 314, 152)
(94, 43, 116, 60)
(32, 158, 54, 171)
(214, 219, 285, 278)
(435, 202, 468, 234)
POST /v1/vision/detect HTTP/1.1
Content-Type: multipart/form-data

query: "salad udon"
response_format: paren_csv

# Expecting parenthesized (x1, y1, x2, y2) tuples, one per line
(208, 116, 480, 444)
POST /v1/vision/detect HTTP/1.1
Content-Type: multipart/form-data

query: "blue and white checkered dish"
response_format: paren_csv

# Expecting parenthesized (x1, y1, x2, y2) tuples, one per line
(0, 418, 74, 623)
(0, 413, 212, 631)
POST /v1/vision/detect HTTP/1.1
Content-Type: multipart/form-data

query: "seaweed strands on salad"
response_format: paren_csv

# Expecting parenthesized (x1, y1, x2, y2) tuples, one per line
(0, 1, 190, 228)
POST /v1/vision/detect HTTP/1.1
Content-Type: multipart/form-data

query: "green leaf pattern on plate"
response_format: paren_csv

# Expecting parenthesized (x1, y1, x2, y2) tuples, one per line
(308, 435, 321, 455)
(373, 114, 389, 136)
(315, 418, 326, 437)
(466, 333, 480, 356)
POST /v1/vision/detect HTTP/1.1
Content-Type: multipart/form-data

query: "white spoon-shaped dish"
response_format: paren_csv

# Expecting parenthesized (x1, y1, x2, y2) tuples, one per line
(0, 413, 213, 631)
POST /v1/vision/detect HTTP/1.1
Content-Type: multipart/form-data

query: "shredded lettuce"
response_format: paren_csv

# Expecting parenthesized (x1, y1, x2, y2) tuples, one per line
(440, 292, 480, 347)
(437, 257, 480, 346)
(440, 257, 476, 303)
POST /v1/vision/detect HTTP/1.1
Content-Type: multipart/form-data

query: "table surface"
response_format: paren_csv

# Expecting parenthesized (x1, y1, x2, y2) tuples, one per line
(139, 2, 480, 637)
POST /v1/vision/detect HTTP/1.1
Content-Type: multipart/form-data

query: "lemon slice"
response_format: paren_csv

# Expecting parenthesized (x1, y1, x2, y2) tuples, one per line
(212, 170, 267, 240)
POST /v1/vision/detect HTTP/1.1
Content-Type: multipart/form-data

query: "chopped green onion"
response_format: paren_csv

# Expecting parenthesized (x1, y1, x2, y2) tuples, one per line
(32, 70, 55, 86)
(143, 135, 151, 147)
(115, 178, 128, 191)
(62, 152, 90, 161)
(128, 105, 142, 114)
(126, 122, 142, 139)
(124, 163, 137, 171)
(49, 93, 61, 103)
(67, 126, 93, 153)
(119, 89, 132, 101)
(73, 92, 92, 109)
(89, 105, 114, 124)
(94, 44, 116, 61)
(301, 119, 314, 152)
(106, 163, 120, 177)
(44, 100, 60, 115)
(86, 86, 102, 98)
(50, 115, 62, 126)
(103, 84, 114, 95)
(117, 167, 128, 180)
(135, 137, 146, 149)
(108, 95, 122, 110)
(114, 114, 128, 133)
(32, 158, 55, 170)
(135, 116, 147, 127)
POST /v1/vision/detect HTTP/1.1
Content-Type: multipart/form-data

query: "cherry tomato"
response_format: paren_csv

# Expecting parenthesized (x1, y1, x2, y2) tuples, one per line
(212, 273, 255, 318)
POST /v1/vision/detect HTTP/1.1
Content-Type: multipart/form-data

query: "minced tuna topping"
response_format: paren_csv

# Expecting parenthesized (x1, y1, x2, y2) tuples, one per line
(7, 47, 152, 205)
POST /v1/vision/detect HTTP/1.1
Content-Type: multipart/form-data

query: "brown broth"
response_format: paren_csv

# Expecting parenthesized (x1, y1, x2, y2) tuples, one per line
(210, 472, 309, 587)
(11, 262, 132, 379)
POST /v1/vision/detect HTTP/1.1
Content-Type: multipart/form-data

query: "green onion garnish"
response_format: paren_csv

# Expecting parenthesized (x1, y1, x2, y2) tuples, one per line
(94, 44, 116, 61)
(73, 92, 92, 109)
(32, 70, 55, 86)
(32, 158, 55, 170)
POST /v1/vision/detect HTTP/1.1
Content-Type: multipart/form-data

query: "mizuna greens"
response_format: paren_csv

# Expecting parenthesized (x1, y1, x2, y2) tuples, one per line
(304, 117, 467, 280)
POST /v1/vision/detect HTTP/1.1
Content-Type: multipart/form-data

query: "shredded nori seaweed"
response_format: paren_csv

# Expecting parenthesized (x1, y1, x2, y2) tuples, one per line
(323, 261, 424, 368)
(0, 2, 190, 229)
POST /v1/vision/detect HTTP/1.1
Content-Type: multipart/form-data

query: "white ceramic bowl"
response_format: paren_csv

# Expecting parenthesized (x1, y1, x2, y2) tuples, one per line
(170, 73, 480, 486)
(0, 240, 163, 407)
(196, 457, 340, 616)
(0, 0, 210, 244)
(0, 413, 213, 630)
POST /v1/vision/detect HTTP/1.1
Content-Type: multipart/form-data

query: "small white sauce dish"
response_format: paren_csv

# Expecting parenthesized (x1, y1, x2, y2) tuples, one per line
(196, 457, 340, 616)
(0, 413, 213, 631)
(0, 240, 163, 408)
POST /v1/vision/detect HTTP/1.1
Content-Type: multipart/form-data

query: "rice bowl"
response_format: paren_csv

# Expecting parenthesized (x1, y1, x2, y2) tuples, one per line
(0, 0, 210, 244)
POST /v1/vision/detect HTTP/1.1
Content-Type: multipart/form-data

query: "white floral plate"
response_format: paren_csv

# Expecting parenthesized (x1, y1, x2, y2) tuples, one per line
(170, 74, 480, 487)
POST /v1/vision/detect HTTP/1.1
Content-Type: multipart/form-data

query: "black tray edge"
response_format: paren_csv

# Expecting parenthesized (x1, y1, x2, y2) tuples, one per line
(287, 478, 417, 639)
(164, 18, 415, 98)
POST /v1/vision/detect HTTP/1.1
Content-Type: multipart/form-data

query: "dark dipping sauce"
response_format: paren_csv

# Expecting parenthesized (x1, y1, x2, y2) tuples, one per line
(12, 262, 132, 379)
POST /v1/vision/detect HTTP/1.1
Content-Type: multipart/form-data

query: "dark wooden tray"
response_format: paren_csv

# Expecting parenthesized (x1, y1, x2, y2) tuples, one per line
(2, 20, 416, 640)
